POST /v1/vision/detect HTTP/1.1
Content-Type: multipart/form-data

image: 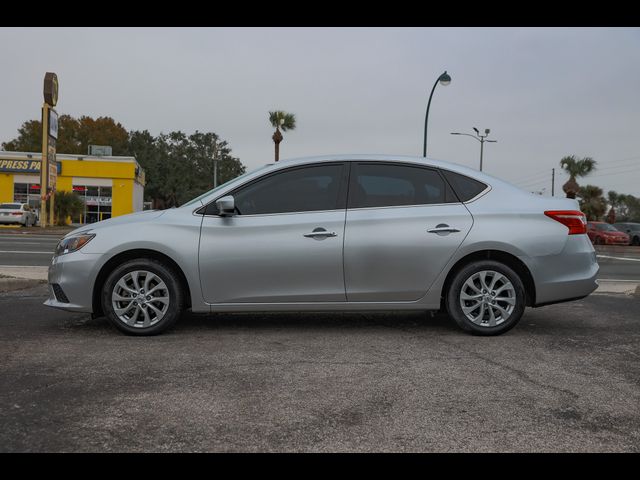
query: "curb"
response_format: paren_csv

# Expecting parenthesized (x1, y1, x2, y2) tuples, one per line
(594, 280, 640, 297)
(0, 277, 47, 293)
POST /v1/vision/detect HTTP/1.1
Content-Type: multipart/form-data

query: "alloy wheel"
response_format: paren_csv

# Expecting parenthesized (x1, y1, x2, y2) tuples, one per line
(459, 270, 516, 327)
(111, 270, 170, 328)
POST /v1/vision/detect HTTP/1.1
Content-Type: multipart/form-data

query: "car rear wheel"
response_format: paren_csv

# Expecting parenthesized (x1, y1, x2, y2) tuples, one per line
(101, 258, 183, 336)
(445, 260, 526, 336)
(632, 236, 640, 246)
(595, 237, 603, 245)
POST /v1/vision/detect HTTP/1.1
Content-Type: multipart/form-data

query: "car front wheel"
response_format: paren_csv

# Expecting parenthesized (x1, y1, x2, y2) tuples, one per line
(101, 258, 183, 336)
(445, 260, 526, 336)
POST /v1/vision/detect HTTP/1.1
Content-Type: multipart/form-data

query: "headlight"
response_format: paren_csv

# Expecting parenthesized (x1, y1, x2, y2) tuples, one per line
(55, 233, 95, 256)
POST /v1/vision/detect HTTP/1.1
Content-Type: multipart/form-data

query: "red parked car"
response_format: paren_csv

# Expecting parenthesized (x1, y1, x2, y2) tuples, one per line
(586, 222, 630, 245)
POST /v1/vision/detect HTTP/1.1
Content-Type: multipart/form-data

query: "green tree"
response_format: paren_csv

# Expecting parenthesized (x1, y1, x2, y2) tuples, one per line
(4, 115, 247, 209)
(130, 130, 245, 209)
(268, 110, 296, 162)
(2, 115, 129, 155)
(578, 184, 607, 221)
(53, 190, 85, 226)
(560, 155, 597, 199)
(616, 194, 640, 222)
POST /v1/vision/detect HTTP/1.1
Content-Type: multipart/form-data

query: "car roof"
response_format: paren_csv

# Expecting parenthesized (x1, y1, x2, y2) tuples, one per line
(273, 154, 511, 185)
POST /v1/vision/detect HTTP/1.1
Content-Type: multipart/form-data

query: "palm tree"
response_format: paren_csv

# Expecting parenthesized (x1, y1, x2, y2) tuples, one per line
(269, 111, 296, 162)
(559, 155, 597, 199)
(606, 190, 620, 224)
(578, 185, 607, 221)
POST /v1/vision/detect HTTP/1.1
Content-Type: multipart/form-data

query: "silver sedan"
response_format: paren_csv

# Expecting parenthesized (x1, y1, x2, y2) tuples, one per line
(45, 155, 599, 336)
(0, 203, 37, 227)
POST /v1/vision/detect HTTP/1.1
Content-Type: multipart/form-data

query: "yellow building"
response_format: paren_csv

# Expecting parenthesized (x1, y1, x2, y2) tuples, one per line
(0, 151, 145, 224)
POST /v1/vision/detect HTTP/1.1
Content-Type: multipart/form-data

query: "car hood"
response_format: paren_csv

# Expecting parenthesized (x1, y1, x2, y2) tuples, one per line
(63, 210, 167, 238)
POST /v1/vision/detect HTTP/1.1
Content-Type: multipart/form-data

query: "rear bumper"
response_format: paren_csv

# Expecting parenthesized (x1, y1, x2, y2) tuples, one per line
(0, 216, 24, 224)
(521, 234, 599, 306)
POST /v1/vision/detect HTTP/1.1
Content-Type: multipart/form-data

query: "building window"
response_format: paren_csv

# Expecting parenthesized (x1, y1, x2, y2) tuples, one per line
(73, 185, 113, 224)
(13, 183, 41, 210)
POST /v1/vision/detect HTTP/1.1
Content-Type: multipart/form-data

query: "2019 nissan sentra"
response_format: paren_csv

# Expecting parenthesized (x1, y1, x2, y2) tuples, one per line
(45, 155, 599, 336)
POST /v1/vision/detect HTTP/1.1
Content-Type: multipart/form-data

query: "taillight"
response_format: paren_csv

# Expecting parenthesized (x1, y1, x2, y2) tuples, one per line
(11, 212, 23, 216)
(544, 210, 587, 235)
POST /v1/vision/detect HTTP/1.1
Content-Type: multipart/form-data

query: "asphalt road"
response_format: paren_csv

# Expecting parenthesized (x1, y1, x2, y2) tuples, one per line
(0, 284, 639, 452)
(0, 233, 59, 267)
(1, 232, 639, 280)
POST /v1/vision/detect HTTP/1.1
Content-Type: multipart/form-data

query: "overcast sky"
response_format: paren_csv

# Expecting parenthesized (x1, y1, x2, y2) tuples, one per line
(1, 27, 639, 196)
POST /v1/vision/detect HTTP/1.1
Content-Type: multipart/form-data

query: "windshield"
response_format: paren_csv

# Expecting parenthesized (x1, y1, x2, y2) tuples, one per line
(595, 223, 618, 232)
(0, 203, 22, 210)
(181, 165, 271, 207)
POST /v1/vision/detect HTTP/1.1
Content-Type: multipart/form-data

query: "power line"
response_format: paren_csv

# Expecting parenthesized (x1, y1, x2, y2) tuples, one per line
(509, 171, 550, 185)
(518, 178, 549, 189)
(588, 166, 640, 179)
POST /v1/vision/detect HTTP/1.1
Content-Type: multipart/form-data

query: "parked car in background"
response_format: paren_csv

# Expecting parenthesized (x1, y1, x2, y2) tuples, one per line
(0, 203, 37, 227)
(44, 155, 599, 337)
(612, 222, 640, 246)
(586, 221, 630, 245)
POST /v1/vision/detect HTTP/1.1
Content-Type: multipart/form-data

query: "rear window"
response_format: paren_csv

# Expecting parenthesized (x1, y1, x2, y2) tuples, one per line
(441, 170, 487, 202)
(0, 203, 22, 210)
(595, 223, 617, 232)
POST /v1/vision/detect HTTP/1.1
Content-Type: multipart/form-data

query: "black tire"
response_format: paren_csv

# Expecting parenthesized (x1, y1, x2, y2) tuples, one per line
(595, 236, 603, 245)
(445, 260, 526, 336)
(632, 236, 640, 247)
(101, 258, 184, 336)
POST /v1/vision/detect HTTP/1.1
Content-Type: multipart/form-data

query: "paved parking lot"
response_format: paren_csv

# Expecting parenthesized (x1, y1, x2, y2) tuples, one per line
(1, 284, 639, 452)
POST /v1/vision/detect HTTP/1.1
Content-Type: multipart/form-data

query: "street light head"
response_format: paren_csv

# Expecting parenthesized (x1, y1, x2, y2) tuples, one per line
(438, 71, 451, 86)
(473, 127, 479, 134)
(485, 128, 490, 135)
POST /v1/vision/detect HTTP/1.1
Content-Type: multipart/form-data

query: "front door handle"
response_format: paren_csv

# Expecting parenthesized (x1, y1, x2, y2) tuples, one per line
(427, 224, 460, 234)
(304, 228, 337, 238)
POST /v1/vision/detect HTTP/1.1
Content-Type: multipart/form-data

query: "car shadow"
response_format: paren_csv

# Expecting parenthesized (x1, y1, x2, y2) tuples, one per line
(172, 309, 459, 333)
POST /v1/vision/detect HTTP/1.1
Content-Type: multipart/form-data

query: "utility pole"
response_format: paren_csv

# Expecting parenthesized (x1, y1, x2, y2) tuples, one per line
(551, 168, 555, 197)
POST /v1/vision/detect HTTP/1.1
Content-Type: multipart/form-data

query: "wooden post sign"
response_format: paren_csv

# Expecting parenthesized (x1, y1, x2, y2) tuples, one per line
(41, 72, 59, 227)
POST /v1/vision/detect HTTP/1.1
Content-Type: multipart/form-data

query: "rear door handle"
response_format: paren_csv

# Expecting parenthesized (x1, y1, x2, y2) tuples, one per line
(427, 224, 460, 234)
(304, 228, 337, 238)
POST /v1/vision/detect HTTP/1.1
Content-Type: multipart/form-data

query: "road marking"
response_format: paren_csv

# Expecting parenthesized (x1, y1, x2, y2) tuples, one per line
(597, 255, 640, 262)
(0, 242, 55, 245)
(0, 234, 61, 237)
(0, 264, 49, 267)
(0, 251, 52, 254)
(598, 278, 640, 282)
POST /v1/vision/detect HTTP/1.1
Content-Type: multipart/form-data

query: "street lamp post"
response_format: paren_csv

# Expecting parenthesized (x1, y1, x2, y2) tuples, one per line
(450, 127, 497, 171)
(212, 142, 222, 188)
(423, 71, 451, 157)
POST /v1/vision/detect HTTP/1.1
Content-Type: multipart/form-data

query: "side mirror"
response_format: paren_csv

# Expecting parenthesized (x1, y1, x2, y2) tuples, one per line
(216, 195, 235, 216)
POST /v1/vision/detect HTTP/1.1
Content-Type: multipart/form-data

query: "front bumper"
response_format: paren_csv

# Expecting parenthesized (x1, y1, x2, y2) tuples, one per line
(44, 252, 103, 313)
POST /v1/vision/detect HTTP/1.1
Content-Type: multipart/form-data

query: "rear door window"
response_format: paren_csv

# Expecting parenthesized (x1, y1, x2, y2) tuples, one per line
(349, 163, 457, 208)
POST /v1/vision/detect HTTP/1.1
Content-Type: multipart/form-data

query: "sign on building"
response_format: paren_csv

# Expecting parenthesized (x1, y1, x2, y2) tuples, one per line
(88, 145, 113, 156)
